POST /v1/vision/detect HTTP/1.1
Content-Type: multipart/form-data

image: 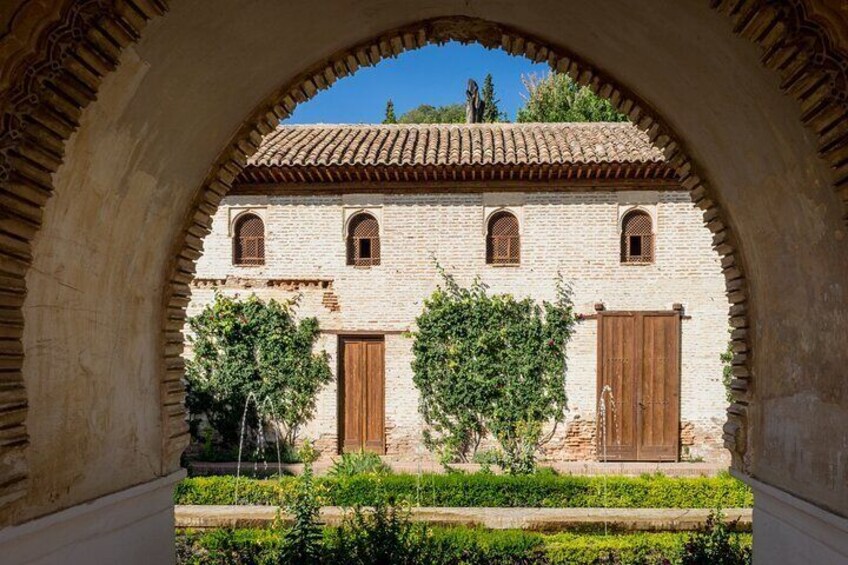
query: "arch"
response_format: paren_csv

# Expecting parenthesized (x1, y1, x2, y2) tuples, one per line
(0, 1, 844, 540)
(231, 212, 265, 266)
(620, 209, 654, 263)
(346, 212, 380, 267)
(486, 210, 521, 265)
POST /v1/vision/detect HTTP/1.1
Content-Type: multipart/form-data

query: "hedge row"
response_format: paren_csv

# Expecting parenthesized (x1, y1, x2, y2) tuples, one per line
(174, 472, 753, 508)
(175, 527, 753, 565)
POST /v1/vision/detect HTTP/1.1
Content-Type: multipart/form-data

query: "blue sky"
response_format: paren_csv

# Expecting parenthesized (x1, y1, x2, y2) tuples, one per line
(285, 42, 550, 124)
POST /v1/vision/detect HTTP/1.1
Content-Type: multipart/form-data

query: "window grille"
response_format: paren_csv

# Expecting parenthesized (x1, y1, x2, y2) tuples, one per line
(233, 213, 265, 265)
(347, 213, 380, 266)
(486, 211, 520, 265)
(621, 210, 653, 263)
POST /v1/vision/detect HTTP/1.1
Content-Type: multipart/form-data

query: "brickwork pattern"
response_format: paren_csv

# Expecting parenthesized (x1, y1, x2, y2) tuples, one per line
(190, 191, 730, 463)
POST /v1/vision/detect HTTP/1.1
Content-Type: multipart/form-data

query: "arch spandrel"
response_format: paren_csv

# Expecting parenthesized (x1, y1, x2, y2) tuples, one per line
(0, 0, 845, 527)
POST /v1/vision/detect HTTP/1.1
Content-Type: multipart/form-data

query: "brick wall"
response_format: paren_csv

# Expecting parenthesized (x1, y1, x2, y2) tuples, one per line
(188, 189, 730, 464)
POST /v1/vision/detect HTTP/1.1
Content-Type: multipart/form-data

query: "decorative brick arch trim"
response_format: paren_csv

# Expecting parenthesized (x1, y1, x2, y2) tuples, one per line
(160, 15, 759, 473)
(0, 0, 167, 508)
(0, 0, 845, 506)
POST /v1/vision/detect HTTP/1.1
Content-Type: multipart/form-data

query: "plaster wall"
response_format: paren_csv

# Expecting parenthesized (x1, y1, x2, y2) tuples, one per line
(189, 191, 730, 463)
(3, 0, 844, 530)
(746, 474, 848, 565)
(0, 472, 182, 565)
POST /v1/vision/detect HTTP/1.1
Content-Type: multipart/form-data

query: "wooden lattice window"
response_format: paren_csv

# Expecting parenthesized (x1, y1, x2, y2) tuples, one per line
(486, 211, 520, 265)
(347, 213, 380, 267)
(232, 213, 265, 265)
(621, 210, 654, 263)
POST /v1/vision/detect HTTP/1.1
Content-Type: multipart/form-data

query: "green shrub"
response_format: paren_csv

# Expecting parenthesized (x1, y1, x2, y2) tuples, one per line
(545, 532, 683, 564)
(327, 451, 391, 478)
(185, 293, 332, 449)
(175, 528, 752, 565)
(327, 502, 431, 564)
(411, 268, 576, 472)
(175, 473, 753, 509)
(680, 511, 752, 565)
(176, 528, 283, 565)
(279, 443, 324, 564)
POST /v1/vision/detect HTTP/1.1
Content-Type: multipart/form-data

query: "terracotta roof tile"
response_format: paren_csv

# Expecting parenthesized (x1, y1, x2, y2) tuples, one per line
(246, 122, 664, 169)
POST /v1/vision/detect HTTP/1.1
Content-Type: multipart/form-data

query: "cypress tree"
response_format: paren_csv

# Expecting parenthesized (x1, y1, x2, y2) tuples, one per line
(481, 73, 504, 122)
(383, 99, 398, 124)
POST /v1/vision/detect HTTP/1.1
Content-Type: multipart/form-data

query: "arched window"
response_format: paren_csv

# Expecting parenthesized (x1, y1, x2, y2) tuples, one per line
(232, 213, 265, 265)
(486, 211, 520, 265)
(346, 213, 380, 266)
(621, 210, 653, 263)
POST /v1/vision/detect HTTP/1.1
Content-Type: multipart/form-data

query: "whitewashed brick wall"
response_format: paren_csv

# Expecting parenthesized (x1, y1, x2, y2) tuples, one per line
(188, 190, 730, 463)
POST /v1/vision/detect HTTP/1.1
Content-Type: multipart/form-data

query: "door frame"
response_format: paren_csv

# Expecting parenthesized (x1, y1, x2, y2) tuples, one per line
(596, 310, 681, 462)
(337, 334, 386, 455)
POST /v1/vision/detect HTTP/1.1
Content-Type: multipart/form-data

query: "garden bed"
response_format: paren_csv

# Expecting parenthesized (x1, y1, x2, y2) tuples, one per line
(175, 526, 753, 564)
(175, 472, 753, 508)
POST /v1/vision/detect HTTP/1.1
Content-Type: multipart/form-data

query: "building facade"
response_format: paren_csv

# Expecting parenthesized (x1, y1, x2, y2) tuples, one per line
(188, 123, 730, 464)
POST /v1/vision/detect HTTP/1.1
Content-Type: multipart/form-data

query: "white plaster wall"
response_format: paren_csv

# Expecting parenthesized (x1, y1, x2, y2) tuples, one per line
(0, 472, 182, 565)
(189, 190, 729, 462)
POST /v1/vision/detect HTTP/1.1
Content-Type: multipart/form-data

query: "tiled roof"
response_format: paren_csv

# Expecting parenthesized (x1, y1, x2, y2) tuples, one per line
(247, 122, 664, 168)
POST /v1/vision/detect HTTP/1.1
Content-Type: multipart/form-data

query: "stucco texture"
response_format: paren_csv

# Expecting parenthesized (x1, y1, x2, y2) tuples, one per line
(3, 0, 846, 526)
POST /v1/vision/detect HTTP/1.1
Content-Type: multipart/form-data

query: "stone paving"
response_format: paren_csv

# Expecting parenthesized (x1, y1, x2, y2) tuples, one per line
(175, 505, 751, 533)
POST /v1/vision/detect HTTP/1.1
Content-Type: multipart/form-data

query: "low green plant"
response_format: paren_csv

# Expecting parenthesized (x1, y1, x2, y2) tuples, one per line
(176, 473, 753, 509)
(175, 527, 753, 565)
(328, 502, 429, 564)
(680, 511, 751, 565)
(327, 451, 391, 478)
(545, 532, 683, 564)
(279, 441, 324, 564)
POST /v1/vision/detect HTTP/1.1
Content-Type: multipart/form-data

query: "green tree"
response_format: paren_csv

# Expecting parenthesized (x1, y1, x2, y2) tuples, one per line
(516, 72, 626, 123)
(411, 267, 576, 473)
(185, 293, 332, 448)
(398, 103, 465, 124)
(383, 99, 397, 124)
(481, 73, 505, 123)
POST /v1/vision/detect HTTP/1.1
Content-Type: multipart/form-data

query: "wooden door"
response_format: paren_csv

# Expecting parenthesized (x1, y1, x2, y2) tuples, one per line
(339, 336, 385, 454)
(597, 312, 680, 461)
(597, 312, 638, 460)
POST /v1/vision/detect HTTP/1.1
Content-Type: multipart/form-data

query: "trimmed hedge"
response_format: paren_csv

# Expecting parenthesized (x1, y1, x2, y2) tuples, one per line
(174, 472, 753, 508)
(544, 532, 689, 564)
(175, 527, 753, 565)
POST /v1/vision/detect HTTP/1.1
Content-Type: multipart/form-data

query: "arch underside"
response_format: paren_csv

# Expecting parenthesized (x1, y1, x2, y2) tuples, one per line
(0, 0, 845, 527)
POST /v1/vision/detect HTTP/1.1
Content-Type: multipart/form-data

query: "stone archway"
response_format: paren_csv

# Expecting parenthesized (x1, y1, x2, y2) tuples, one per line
(158, 15, 756, 476)
(0, 1, 846, 563)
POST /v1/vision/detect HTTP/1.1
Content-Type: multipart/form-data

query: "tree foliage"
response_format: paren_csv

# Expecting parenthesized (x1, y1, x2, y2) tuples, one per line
(398, 103, 465, 124)
(480, 73, 505, 123)
(383, 99, 397, 124)
(516, 72, 626, 123)
(411, 267, 576, 473)
(721, 334, 734, 404)
(185, 293, 332, 449)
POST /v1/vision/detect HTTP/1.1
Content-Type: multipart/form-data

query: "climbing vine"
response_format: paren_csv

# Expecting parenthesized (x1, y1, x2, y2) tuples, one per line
(185, 293, 332, 449)
(411, 267, 576, 473)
